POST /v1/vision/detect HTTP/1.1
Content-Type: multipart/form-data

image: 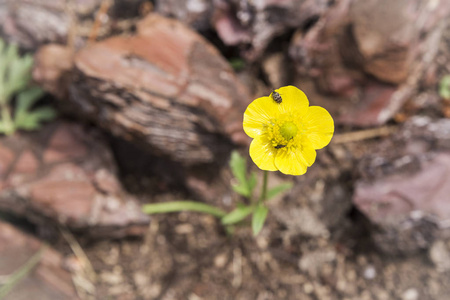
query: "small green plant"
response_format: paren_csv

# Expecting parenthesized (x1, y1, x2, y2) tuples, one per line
(439, 75, 450, 100)
(229, 57, 245, 72)
(143, 151, 293, 235)
(0, 38, 55, 135)
(143, 86, 334, 236)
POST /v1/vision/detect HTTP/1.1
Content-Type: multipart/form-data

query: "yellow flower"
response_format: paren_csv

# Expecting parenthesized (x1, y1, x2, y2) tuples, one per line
(243, 86, 334, 175)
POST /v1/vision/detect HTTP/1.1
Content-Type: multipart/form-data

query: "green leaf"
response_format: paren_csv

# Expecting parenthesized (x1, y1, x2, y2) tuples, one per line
(142, 201, 226, 218)
(15, 87, 45, 116)
(252, 205, 268, 236)
(230, 151, 247, 184)
(247, 172, 257, 192)
(13, 87, 56, 131)
(15, 107, 56, 130)
(232, 184, 250, 197)
(439, 75, 450, 100)
(229, 151, 258, 198)
(221, 206, 254, 225)
(229, 58, 245, 71)
(266, 182, 293, 200)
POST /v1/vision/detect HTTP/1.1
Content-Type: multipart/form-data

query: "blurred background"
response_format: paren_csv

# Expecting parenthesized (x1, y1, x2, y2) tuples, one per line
(0, 0, 450, 299)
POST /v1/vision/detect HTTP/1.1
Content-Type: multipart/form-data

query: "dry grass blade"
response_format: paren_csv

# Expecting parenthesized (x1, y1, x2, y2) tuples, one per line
(59, 226, 97, 281)
(331, 125, 398, 144)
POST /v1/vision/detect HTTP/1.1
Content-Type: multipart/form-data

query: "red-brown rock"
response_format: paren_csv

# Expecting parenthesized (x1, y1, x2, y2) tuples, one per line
(68, 13, 251, 165)
(289, 0, 450, 126)
(0, 221, 79, 300)
(43, 124, 88, 163)
(0, 121, 150, 238)
(353, 118, 450, 254)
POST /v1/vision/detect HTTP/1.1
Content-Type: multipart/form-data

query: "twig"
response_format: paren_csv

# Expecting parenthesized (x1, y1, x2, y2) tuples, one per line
(331, 125, 397, 144)
(88, 0, 112, 43)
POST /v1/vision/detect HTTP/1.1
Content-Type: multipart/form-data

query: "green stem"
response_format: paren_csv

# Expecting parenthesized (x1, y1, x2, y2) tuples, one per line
(0, 101, 14, 135)
(142, 201, 227, 218)
(0, 245, 47, 299)
(259, 170, 268, 203)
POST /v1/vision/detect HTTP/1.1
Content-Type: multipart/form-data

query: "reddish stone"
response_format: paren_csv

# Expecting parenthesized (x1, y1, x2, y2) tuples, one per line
(27, 163, 94, 225)
(30, 180, 96, 225)
(43, 124, 88, 163)
(354, 153, 450, 224)
(12, 150, 39, 174)
(0, 221, 79, 300)
(338, 82, 396, 126)
(0, 144, 14, 178)
(33, 44, 73, 99)
(0, 122, 150, 237)
(6, 150, 40, 188)
(94, 168, 121, 194)
(71, 13, 251, 164)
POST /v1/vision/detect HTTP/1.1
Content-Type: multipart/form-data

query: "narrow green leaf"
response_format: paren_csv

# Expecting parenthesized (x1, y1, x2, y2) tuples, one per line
(247, 172, 257, 194)
(252, 205, 268, 236)
(229, 151, 247, 184)
(232, 184, 250, 197)
(15, 87, 45, 116)
(266, 182, 293, 200)
(142, 201, 226, 218)
(439, 75, 450, 100)
(15, 107, 56, 130)
(221, 206, 254, 225)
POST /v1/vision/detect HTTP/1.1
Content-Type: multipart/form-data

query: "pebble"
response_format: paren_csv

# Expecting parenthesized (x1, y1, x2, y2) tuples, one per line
(401, 288, 419, 300)
(363, 265, 377, 280)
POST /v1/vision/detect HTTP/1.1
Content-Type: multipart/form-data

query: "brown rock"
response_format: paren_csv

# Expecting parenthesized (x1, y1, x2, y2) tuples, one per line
(0, 221, 79, 300)
(338, 82, 396, 126)
(43, 123, 88, 163)
(29, 165, 96, 226)
(350, 0, 449, 84)
(290, 0, 450, 126)
(94, 168, 121, 194)
(7, 150, 40, 188)
(212, 0, 330, 59)
(33, 44, 73, 99)
(0, 121, 150, 238)
(0, 0, 143, 49)
(70, 13, 251, 165)
(155, 0, 213, 31)
(0, 144, 14, 178)
(355, 153, 450, 224)
(12, 150, 39, 174)
(354, 118, 450, 254)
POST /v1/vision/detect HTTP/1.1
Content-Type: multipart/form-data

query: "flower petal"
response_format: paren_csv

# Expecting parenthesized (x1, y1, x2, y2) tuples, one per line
(274, 144, 316, 175)
(274, 86, 309, 116)
(243, 96, 279, 138)
(303, 106, 334, 149)
(249, 137, 277, 171)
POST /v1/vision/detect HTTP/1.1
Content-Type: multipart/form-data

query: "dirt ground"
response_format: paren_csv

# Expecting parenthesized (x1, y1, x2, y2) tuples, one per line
(76, 203, 450, 300)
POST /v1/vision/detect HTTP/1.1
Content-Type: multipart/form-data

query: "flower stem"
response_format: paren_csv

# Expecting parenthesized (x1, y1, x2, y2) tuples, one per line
(259, 170, 268, 203)
(142, 201, 227, 218)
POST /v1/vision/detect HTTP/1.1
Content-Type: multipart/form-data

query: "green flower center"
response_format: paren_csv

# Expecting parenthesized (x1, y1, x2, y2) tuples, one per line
(279, 121, 298, 140)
